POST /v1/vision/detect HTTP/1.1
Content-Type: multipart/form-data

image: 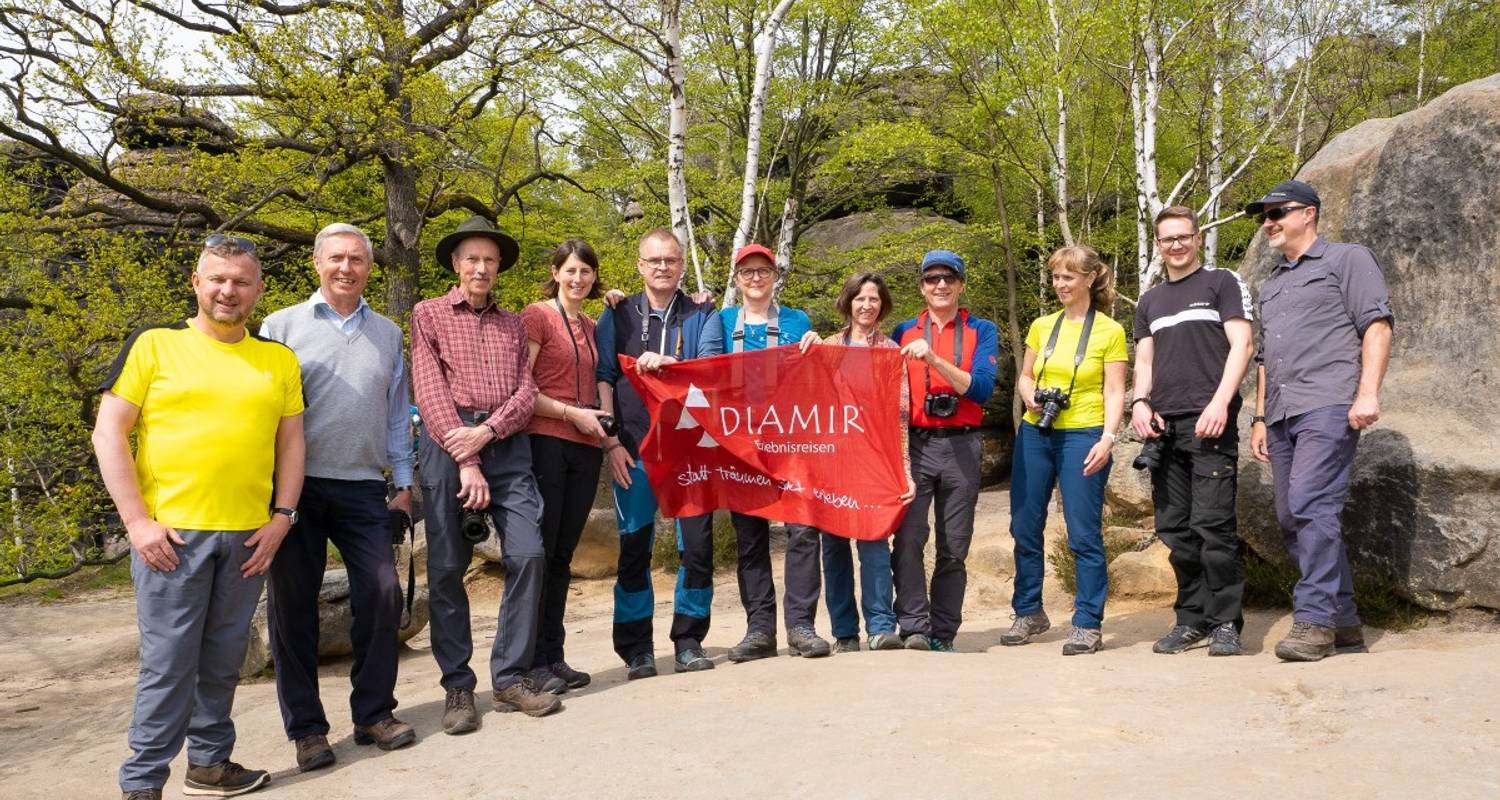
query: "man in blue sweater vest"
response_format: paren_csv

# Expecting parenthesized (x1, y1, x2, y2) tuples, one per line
(259, 223, 417, 770)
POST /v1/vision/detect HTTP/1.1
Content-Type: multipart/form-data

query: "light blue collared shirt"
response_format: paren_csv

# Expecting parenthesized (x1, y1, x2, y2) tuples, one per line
(308, 290, 415, 487)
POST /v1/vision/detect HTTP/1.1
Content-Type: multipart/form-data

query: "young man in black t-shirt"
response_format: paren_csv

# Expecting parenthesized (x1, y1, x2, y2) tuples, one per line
(1131, 206, 1255, 656)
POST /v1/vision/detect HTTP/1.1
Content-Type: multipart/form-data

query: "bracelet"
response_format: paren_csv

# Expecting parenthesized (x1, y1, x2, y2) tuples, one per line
(1130, 397, 1152, 409)
(561, 405, 571, 422)
(1102, 432, 1118, 443)
(1252, 415, 1266, 425)
(603, 441, 620, 453)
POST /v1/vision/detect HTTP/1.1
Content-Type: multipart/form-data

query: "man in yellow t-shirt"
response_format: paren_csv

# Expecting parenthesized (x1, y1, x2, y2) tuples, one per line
(94, 235, 304, 800)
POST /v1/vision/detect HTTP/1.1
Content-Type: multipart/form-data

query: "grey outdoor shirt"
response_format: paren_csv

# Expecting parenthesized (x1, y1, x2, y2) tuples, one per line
(1255, 236, 1394, 422)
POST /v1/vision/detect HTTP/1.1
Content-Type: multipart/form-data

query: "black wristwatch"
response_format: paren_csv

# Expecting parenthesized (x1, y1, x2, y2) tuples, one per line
(1251, 415, 1266, 425)
(271, 507, 300, 525)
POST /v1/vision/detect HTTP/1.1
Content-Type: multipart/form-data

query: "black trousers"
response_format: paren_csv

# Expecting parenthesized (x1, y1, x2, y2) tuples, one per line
(529, 434, 603, 667)
(267, 477, 401, 738)
(612, 512, 716, 661)
(1151, 412, 1244, 630)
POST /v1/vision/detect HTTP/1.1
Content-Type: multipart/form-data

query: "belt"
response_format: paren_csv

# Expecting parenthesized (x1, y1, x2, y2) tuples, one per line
(909, 425, 978, 438)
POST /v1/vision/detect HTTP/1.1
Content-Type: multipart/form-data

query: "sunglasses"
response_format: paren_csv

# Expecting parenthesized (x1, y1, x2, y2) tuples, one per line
(922, 273, 960, 286)
(204, 233, 257, 253)
(1257, 205, 1311, 224)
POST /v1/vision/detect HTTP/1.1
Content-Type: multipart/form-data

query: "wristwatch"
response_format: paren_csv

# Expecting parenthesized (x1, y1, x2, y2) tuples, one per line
(271, 507, 299, 525)
(1251, 415, 1266, 425)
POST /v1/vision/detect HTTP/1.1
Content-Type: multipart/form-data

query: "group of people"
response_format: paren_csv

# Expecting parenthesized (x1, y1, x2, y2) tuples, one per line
(96, 177, 1391, 800)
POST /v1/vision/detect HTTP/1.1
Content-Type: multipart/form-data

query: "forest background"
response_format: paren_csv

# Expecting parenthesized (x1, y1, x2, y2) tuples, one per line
(0, 0, 1495, 583)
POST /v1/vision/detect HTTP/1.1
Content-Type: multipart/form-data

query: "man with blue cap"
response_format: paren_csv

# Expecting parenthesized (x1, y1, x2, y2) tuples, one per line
(889, 250, 1000, 651)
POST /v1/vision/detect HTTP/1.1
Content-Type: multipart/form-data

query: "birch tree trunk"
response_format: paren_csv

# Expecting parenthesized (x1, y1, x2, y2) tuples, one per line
(771, 198, 798, 300)
(1204, 10, 1226, 269)
(1132, 28, 1165, 289)
(662, 0, 703, 292)
(1046, 0, 1075, 246)
(725, 0, 797, 307)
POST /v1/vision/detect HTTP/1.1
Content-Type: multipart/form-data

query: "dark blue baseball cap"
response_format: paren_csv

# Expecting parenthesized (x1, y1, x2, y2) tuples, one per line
(1244, 180, 1322, 216)
(920, 249, 966, 278)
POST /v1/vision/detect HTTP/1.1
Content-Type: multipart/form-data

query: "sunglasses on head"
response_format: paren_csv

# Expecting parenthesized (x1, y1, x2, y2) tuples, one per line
(1257, 205, 1311, 224)
(204, 233, 257, 253)
(923, 273, 960, 286)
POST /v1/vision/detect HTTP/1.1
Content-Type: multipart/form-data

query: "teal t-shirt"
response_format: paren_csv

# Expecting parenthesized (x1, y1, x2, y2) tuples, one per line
(719, 306, 812, 352)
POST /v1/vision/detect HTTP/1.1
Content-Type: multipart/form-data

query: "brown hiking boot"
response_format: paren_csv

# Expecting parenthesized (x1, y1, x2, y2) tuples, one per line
(493, 676, 563, 717)
(182, 760, 269, 797)
(1335, 624, 1368, 652)
(293, 734, 335, 772)
(441, 687, 479, 735)
(123, 790, 162, 800)
(1274, 621, 1335, 662)
(353, 716, 416, 750)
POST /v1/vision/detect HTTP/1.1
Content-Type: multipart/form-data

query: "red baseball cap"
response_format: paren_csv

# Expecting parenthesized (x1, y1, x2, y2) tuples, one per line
(733, 243, 777, 268)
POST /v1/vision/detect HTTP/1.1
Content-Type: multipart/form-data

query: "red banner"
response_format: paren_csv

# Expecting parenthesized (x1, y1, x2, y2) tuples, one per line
(621, 345, 908, 540)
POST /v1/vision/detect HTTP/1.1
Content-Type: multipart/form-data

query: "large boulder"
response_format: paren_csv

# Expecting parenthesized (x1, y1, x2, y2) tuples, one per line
(1236, 74, 1500, 611)
(241, 567, 430, 679)
(473, 472, 620, 577)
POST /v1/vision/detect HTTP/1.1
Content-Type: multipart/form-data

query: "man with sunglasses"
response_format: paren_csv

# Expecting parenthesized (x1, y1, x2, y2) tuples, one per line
(411, 215, 560, 735)
(1131, 206, 1255, 657)
(594, 227, 725, 677)
(258, 223, 415, 770)
(889, 250, 999, 651)
(1245, 180, 1394, 662)
(96, 234, 304, 800)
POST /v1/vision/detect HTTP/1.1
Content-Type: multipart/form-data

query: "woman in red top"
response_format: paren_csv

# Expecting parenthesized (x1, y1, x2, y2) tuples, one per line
(520, 240, 614, 692)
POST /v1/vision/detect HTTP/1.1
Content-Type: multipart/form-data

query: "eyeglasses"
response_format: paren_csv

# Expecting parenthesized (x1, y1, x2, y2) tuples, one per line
(640, 256, 683, 269)
(922, 273, 960, 286)
(1154, 234, 1197, 247)
(204, 233, 257, 253)
(1257, 205, 1311, 224)
(737, 267, 777, 281)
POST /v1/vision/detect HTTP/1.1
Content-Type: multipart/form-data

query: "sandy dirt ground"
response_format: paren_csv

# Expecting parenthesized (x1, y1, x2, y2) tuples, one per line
(3, 489, 1500, 799)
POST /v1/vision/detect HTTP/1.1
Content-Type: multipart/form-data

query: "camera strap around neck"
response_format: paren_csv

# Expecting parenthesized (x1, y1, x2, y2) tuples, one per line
(1037, 305, 1096, 398)
(922, 310, 964, 397)
(554, 297, 598, 405)
(639, 292, 681, 357)
(731, 303, 780, 353)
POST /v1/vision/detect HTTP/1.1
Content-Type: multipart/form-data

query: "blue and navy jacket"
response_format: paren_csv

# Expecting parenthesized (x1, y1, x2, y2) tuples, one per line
(596, 289, 721, 459)
(891, 308, 999, 428)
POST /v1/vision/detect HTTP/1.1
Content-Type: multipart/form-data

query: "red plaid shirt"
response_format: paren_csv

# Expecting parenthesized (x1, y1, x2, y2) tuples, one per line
(411, 286, 537, 467)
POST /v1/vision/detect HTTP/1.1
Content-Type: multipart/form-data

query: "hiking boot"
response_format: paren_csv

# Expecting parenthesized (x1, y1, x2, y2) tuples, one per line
(123, 790, 162, 800)
(1335, 624, 1368, 653)
(1000, 612, 1051, 646)
(869, 633, 903, 651)
(352, 716, 416, 750)
(727, 631, 778, 662)
(292, 734, 335, 772)
(527, 665, 567, 695)
(903, 633, 931, 651)
(1275, 621, 1335, 662)
(930, 637, 956, 653)
(493, 676, 563, 717)
(626, 652, 658, 680)
(550, 660, 592, 689)
(441, 687, 479, 735)
(674, 647, 715, 673)
(182, 760, 269, 797)
(834, 636, 861, 653)
(1061, 626, 1102, 656)
(787, 626, 832, 658)
(1152, 623, 1210, 654)
(1207, 622, 1242, 657)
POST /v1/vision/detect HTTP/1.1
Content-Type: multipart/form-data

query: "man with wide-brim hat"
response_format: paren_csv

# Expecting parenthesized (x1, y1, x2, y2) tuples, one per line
(411, 214, 560, 733)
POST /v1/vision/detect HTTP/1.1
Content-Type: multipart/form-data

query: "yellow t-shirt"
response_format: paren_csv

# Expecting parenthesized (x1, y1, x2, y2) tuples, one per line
(1023, 310, 1127, 430)
(102, 322, 304, 530)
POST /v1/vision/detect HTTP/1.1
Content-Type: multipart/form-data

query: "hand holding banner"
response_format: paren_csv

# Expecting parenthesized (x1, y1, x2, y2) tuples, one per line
(622, 344, 908, 540)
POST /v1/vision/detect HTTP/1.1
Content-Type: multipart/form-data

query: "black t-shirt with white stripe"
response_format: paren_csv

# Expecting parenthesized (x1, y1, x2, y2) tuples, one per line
(1133, 266, 1252, 417)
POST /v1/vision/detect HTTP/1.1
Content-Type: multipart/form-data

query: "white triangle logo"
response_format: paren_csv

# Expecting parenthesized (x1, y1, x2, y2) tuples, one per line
(696, 431, 718, 448)
(685, 384, 710, 408)
(675, 408, 699, 430)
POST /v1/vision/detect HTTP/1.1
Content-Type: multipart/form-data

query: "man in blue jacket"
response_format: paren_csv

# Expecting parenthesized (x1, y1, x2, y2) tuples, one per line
(889, 250, 999, 652)
(595, 228, 726, 678)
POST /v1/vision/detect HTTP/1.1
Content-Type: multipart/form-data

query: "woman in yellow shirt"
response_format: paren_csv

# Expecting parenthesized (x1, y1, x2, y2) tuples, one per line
(1003, 245, 1127, 655)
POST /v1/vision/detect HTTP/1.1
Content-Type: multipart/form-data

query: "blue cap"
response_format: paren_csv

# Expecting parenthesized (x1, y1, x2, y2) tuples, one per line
(920, 249, 966, 278)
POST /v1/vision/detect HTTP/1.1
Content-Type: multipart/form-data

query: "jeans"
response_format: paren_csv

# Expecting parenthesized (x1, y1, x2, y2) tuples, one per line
(820, 533, 897, 638)
(1009, 422, 1110, 628)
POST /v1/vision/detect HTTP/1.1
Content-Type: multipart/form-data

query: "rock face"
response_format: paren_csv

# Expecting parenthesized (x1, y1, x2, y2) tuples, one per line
(473, 472, 620, 578)
(241, 566, 431, 679)
(1236, 73, 1500, 611)
(1108, 541, 1176, 599)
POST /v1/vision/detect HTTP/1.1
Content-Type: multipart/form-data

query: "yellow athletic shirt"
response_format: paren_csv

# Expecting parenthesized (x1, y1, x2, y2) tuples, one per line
(1023, 310, 1127, 430)
(101, 322, 304, 531)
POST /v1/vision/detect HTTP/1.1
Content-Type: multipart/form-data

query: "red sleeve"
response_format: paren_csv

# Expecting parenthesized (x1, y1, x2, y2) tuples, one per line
(521, 303, 551, 346)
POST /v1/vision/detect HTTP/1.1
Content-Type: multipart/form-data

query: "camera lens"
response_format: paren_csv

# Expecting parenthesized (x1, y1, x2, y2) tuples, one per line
(599, 414, 620, 437)
(460, 509, 489, 543)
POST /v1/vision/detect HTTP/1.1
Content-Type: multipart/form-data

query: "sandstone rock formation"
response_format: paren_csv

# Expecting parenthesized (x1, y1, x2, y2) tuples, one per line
(1236, 73, 1500, 611)
(1108, 541, 1176, 599)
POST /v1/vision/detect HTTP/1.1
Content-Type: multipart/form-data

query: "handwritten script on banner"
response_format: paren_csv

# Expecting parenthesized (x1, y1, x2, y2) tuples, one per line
(621, 345, 908, 540)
